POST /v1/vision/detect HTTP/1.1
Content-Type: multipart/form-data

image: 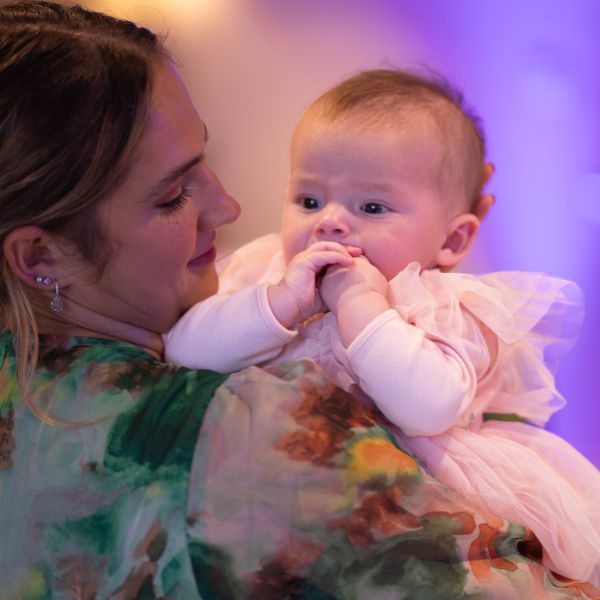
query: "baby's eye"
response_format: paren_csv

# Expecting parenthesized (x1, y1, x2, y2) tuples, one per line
(299, 197, 321, 210)
(361, 202, 388, 214)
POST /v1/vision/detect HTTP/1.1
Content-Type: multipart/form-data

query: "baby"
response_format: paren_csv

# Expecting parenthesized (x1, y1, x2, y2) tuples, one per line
(165, 69, 600, 586)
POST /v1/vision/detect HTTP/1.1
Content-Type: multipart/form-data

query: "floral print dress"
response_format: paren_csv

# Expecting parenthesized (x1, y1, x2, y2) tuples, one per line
(0, 332, 597, 599)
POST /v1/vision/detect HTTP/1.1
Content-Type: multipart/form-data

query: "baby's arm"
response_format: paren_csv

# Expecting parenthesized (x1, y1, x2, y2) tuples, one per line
(321, 258, 475, 436)
(164, 285, 298, 371)
(165, 242, 360, 372)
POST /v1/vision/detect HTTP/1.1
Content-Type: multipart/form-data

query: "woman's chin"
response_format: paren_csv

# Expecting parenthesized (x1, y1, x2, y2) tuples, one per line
(190, 269, 219, 304)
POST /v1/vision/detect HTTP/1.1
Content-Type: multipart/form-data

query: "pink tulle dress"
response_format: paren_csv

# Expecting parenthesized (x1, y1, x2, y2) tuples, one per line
(219, 233, 600, 587)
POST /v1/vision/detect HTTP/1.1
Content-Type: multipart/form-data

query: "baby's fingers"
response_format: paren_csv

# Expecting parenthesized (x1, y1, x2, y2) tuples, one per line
(305, 241, 362, 258)
(307, 250, 355, 270)
(345, 245, 362, 257)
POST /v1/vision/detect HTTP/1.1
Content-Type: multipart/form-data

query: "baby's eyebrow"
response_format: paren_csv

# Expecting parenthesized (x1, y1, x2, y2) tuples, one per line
(353, 181, 398, 194)
(291, 174, 321, 185)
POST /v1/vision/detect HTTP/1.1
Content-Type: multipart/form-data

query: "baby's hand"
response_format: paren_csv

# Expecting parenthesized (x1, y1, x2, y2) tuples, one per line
(320, 255, 387, 312)
(320, 256, 390, 346)
(268, 241, 362, 327)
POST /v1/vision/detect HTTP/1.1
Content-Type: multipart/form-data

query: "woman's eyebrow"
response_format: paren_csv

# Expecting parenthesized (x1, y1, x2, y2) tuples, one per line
(148, 154, 205, 199)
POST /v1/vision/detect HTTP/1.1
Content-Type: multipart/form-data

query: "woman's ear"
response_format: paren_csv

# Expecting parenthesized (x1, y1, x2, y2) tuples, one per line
(436, 213, 480, 270)
(3, 226, 68, 288)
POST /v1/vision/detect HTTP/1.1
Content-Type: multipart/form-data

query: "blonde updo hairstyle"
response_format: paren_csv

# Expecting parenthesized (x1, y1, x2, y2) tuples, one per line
(0, 1, 167, 395)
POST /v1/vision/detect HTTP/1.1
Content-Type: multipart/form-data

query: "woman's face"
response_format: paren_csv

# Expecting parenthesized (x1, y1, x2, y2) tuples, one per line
(68, 61, 240, 333)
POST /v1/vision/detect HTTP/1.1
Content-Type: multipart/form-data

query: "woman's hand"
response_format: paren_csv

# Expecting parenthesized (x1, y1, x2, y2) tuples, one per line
(473, 162, 495, 221)
(267, 241, 361, 328)
(320, 256, 391, 346)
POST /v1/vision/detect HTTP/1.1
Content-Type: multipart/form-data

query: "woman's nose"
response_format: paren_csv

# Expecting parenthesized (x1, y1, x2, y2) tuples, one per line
(218, 191, 241, 226)
(202, 173, 241, 229)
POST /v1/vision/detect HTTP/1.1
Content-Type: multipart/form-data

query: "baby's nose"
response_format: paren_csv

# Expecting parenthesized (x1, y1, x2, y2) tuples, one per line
(315, 213, 350, 237)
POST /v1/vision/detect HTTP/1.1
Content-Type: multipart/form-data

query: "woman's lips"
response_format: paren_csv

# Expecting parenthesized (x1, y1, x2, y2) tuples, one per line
(188, 245, 216, 267)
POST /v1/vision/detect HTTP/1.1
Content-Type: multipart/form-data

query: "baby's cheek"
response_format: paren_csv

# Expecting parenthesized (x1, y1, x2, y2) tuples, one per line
(367, 250, 400, 281)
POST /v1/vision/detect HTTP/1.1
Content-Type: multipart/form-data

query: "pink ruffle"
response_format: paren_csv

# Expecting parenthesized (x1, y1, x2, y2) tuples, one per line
(400, 423, 600, 586)
(386, 263, 584, 427)
(386, 264, 599, 585)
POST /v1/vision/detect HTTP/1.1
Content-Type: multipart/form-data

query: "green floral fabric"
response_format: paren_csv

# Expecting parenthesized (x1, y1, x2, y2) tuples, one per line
(0, 332, 597, 599)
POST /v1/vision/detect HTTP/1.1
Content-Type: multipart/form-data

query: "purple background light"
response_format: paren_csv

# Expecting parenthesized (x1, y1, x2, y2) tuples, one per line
(386, 0, 600, 465)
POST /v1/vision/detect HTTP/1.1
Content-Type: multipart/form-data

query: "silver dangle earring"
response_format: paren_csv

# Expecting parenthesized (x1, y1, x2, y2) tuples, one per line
(50, 280, 63, 313)
(34, 275, 64, 312)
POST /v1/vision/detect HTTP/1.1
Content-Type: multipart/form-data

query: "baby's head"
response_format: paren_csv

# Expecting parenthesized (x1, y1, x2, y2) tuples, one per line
(281, 69, 489, 279)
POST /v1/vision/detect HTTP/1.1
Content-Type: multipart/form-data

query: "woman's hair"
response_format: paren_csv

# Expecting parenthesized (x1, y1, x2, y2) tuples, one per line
(302, 68, 486, 211)
(0, 1, 168, 401)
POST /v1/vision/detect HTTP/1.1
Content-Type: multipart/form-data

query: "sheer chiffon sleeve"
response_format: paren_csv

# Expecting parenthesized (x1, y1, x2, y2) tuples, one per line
(186, 360, 598, 598)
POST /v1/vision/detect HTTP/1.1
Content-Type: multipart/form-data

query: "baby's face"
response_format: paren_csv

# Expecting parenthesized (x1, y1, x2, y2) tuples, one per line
(281, 116, 458, 280)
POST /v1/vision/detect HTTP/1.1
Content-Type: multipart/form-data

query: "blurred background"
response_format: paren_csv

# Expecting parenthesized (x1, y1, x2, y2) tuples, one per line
(86, 0, 599, 466)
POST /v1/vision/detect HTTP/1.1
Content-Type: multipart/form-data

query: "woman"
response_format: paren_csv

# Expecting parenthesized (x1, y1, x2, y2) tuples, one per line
(0, 2, 596, 598)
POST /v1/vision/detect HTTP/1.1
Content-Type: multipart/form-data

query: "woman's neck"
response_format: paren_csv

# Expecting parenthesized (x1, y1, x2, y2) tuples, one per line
(34, 303, 164, 360)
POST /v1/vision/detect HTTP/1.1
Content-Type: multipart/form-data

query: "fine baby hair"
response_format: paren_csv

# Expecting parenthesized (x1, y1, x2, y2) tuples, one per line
(300, 68, 488, 213)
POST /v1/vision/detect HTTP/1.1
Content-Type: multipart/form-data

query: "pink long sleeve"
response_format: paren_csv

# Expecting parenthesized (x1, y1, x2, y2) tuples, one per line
(346, 309, 479, 436)
(164, 283, 296, 372)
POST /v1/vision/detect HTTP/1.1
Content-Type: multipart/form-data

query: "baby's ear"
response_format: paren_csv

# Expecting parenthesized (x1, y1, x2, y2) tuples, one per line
(436, 213, 480, 270)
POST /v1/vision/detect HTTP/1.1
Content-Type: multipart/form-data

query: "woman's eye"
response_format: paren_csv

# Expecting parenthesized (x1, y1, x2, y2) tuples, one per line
(299, 197, 320, 210)
(361, 202, 388, 214)
(158, 186, 193, 214)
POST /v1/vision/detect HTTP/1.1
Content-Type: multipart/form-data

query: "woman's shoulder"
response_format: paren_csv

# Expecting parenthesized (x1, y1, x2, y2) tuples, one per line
(0, 332, 231, 596)
(0, 333, 229, 426)
(0, 331, 230, 507)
